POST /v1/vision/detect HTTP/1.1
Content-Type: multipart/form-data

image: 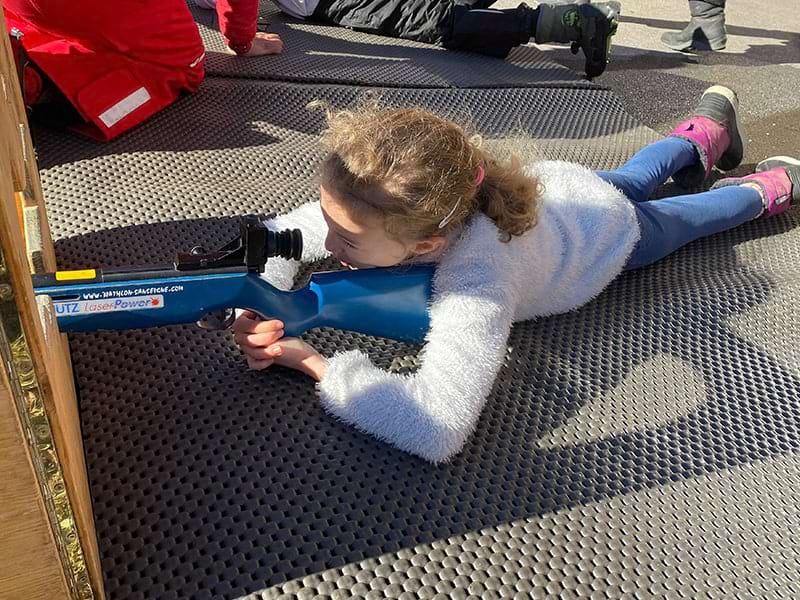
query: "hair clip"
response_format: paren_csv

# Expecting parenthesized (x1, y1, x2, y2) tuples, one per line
(438, 199, 460, 229)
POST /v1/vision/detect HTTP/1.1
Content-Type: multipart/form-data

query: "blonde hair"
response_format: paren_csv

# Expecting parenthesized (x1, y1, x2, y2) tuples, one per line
(312, 101, 542, 242)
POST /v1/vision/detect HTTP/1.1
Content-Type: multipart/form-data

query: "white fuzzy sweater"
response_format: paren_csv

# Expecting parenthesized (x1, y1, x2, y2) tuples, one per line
(262, 161, 640, 463)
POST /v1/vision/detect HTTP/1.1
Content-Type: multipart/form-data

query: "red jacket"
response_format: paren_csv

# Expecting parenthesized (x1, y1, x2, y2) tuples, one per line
(3, 0, 257, 140)
(216, 0, 260, 55)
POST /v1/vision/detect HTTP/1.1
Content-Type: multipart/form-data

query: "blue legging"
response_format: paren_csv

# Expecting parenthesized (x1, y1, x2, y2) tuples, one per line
(596, 137, 763, 270)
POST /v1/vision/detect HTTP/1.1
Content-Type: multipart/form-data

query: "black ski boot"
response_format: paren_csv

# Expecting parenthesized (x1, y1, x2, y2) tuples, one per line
(533, 0, 621, 79)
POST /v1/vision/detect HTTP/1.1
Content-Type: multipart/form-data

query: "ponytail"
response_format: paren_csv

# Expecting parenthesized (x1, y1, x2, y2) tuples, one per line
(474, 153, 543, 241)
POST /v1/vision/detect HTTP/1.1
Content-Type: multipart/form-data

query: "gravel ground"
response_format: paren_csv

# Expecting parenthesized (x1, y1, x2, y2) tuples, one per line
(498, 0, 800, 165)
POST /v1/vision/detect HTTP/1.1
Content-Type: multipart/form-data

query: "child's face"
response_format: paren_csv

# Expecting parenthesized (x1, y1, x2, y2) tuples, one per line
(320, 185, 444, 269)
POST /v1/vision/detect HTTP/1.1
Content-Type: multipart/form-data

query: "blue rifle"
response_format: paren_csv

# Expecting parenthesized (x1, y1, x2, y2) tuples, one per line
(32, 216, 433, 343)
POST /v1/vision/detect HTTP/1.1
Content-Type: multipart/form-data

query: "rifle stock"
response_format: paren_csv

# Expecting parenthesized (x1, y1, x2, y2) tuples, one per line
(31, 218, 434, 343)
(32, 264, 433, 344)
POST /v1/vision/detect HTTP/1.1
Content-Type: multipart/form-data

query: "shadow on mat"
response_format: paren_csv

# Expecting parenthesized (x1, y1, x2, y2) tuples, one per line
(535, 33, 800, 134)
(53, 216, 248, 268)
(32, 99, 284, 170)
(193, 3, 592, 89)
(201, 29, 588, 88)
(600, 40, 800, 77)
(618, 15, 800, 67)
(62, 210, 800, 599)
(34, 79, 643, 171)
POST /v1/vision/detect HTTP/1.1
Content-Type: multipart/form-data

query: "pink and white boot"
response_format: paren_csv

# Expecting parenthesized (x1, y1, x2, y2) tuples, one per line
(711, 156, 799, 217)
(669, 85, 745, 188)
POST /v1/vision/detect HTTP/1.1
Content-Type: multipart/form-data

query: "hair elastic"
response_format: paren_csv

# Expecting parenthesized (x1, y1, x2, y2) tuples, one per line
(475, 164, 486, 187)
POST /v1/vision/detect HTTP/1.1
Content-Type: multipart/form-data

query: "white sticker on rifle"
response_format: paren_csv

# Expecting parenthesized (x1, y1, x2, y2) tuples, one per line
(54, 295, 164, 315)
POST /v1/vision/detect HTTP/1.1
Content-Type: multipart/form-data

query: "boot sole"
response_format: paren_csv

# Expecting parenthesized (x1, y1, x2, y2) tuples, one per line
(661, 39, 727, 52)
(757, 156, 800, 203)
(580, 2, 621, 79)
(756, 156, 800, 172)
(700, 85, 746, 172)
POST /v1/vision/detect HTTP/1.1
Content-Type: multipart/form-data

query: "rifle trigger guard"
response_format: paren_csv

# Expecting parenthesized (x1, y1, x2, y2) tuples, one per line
(196, 308, 236, 330)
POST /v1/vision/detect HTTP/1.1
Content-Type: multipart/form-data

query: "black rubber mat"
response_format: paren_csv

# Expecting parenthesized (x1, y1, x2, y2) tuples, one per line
(37, 80, 655, 266)
(37, 80, 800, 599)
(190, 0, 596, 89)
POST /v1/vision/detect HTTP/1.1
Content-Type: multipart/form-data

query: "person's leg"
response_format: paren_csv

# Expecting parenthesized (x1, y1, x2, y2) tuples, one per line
(440, 4, 538, 59)
(627, 156, 799, 269)
(668, 84, 744, 188)
(595, 137, 699, 202)
(625, 184, 763, 269)
(661, 0, 727, 52)
(442, 1, 620, 78)
(6, 0, 205, 73)
(597, 84, 743, 202)
(713, 158, 800, 217)
(311, 0, 619, 77)
(5, 0, 205, 140)
(310, 0, 454, 44)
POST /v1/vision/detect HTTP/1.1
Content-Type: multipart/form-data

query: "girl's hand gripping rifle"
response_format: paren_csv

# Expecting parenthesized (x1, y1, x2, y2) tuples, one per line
(32, 216, 433, 343)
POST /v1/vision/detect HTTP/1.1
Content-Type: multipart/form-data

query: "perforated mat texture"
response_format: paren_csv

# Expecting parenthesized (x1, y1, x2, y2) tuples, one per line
(37, 80, 800, 599)
(38, 81, 654, 265)
(189, 0, 596, 89)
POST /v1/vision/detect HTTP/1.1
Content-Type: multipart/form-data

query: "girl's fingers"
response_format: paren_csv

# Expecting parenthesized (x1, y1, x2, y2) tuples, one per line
(241, 345, 284, 361)
(253, 319, 284, 333)
(234, 330, 284, 349)
(246, 356, 273, 370)
(232, 312, 259, 333)
(232, 315, 283, 334)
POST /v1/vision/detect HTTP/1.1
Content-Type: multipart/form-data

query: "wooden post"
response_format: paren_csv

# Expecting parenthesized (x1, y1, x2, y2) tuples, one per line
(0, 9, 104, 600)
(0, 363, 71, 599)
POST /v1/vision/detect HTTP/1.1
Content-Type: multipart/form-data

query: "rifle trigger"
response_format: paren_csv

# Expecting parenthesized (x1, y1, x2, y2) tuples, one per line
(196, 309, 235, 330)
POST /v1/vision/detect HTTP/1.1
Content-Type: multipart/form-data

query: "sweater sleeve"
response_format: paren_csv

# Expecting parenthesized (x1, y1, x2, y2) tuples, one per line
(260, 200, 330, 290)
(317, 218, 517, 463)
(216, 0, 259, 54)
